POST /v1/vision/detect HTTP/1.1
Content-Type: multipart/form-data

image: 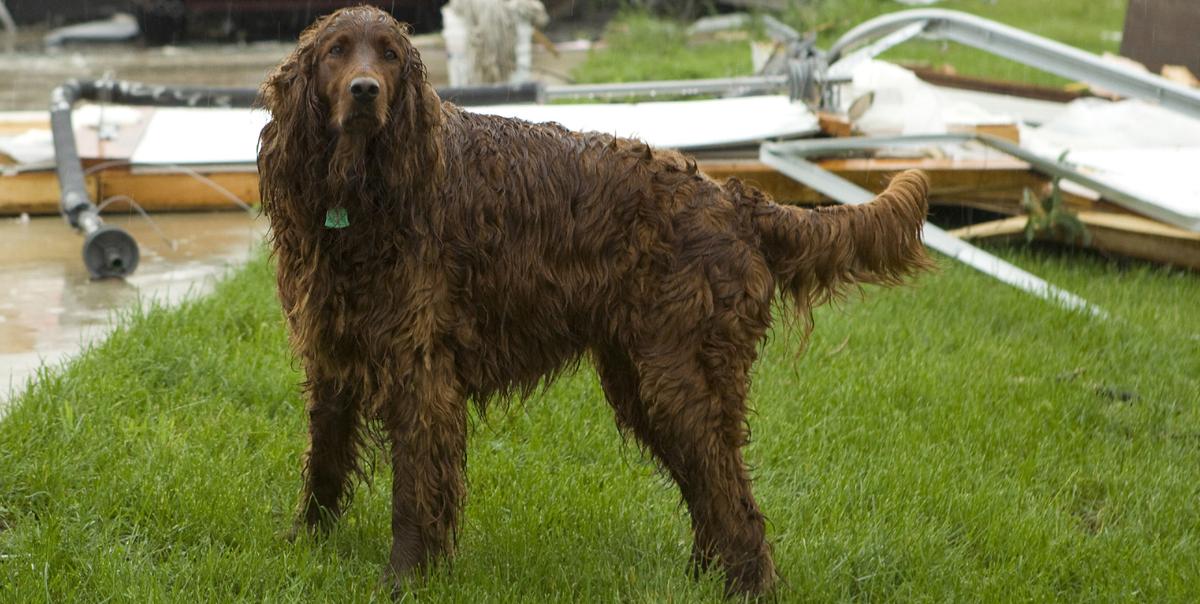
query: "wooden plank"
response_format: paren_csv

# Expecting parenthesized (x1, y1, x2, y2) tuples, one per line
(0, 158, 1098, 215)
(903, 64, 1086, 103)
(816, 111, 855, 138)
(950, 212, 1200, 270)
(0, 168, 257, 215)
(0, 119, 49, 135)
(949, 216, 1026, 240)
(1081, 213, 1200, 270)
(0, 171, 100, 215)
(98, 168, 261, 212)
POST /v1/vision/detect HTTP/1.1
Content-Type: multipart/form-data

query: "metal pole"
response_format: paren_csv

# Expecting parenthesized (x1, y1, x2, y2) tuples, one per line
(544, 75, 792, 101)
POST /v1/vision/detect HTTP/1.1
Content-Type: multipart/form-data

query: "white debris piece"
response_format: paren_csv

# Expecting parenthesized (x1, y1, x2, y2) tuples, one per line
(1021, 99, 1200, 230)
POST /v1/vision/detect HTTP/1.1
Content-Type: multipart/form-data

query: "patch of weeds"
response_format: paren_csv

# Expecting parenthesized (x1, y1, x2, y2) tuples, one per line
(1023, 154, 1091, 246)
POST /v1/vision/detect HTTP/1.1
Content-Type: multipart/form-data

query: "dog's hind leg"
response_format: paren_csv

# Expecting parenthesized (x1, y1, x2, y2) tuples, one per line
(295, 377, 363, 534)
(595, 343, 777, 596)
(385, 350, 468, 587)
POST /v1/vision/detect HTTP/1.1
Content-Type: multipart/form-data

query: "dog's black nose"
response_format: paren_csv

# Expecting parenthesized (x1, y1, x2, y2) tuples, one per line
(349, 77, 380, 102)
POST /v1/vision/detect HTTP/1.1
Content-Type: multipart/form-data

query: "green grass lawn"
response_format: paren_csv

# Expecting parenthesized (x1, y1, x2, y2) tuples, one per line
(2, 2, 1195, 600)
(1, 245, 1198, 601)
(574, 0, 1128, 87)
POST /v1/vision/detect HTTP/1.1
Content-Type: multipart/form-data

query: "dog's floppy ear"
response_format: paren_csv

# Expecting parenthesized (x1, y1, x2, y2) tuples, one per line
(257, 15, 329, 216)
(390, 24, 445, 184)
(259, 15, 324, 129)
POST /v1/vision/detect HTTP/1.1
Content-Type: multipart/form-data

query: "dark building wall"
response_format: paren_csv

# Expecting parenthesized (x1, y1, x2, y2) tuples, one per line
(7, 1, 134, 26)
(1121, 0, 1200, 76)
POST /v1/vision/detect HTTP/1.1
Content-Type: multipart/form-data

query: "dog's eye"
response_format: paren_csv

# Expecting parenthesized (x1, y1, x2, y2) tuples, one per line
(383, 49, 398, 61)
(329, 45, 344, 57)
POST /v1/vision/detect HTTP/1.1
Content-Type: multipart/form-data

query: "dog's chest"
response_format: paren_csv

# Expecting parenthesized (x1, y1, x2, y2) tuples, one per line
(306, 235, 448, 357)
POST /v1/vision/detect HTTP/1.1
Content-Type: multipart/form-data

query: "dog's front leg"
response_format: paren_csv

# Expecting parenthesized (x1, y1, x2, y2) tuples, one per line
(385, 350, 468, 588)
(293, 375, 362, 536)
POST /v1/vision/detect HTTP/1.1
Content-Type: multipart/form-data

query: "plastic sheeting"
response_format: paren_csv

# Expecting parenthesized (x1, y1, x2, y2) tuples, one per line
(1020, 99, 1200, 230)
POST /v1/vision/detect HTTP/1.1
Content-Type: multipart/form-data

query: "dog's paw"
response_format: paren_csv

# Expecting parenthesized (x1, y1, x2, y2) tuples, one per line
(383, 561, 424, 600)
(724, 554, 780, 600)
(281, 521, 315, 543)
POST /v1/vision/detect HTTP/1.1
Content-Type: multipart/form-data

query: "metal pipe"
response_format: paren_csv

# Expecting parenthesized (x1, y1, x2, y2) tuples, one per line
(52, 80, 263, 278)
(544, 75, 792, 100)
(50, 79, 259, 279)
(827, 9, 1200, 121)
(51, 81, 139, 279)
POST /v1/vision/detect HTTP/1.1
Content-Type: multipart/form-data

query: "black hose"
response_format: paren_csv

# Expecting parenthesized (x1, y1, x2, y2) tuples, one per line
(50, 80, 261, 279)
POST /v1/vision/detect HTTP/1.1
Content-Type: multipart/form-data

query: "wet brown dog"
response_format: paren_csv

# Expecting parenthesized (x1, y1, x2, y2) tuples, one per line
(258, 5, 932, 596)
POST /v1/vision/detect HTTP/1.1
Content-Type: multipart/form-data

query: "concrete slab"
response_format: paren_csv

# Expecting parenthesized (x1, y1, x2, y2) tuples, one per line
(0, 212, 265, 414)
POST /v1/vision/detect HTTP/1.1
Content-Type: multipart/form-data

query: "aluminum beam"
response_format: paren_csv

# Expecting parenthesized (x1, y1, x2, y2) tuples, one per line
(544, 75, 791, 101)
(760, 141, 1106, 317)
(827, 9, 1200, 121)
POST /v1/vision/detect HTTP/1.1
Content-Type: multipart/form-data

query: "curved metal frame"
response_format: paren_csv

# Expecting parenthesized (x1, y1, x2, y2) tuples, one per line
(827, 9, 1200, 121)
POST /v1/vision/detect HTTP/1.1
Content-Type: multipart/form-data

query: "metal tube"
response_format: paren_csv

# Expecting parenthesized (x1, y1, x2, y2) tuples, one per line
(544, 75, 791, 100)
(828, 9, 1200, 121)
(50, 81, 141, 279)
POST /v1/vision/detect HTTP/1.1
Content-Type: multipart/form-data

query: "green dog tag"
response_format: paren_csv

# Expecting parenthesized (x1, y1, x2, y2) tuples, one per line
(324, 207, 350, 229)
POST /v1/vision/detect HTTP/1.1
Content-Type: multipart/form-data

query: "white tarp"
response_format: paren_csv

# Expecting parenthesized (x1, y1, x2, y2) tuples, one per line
(128, 95, 819, 166)
(1020, 99, 1200, 231)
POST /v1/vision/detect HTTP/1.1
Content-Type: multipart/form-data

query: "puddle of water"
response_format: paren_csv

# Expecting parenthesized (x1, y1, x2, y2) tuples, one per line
(0, 211, 266, 412)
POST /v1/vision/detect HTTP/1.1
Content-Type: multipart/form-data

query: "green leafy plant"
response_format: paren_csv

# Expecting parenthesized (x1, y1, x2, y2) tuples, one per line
(1022, 152, 1091, 246)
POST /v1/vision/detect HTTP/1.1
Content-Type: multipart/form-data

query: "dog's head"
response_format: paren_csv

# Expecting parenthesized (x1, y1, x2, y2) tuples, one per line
(258, 6, 445, 214)
(261, 5, 441, 139)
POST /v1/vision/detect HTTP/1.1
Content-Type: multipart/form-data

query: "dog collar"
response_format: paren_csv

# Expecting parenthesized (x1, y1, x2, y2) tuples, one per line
(324, 207, 350, 229)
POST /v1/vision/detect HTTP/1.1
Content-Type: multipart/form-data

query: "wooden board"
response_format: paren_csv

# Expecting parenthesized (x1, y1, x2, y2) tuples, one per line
(950, 212, 1200, 270)
(903, 64, 1087, 103)
(98, 168, 261, 212)
(0, 171, 100, 215)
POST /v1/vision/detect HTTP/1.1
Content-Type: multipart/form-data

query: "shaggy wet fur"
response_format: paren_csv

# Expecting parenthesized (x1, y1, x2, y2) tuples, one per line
(257, 6, 933, 597)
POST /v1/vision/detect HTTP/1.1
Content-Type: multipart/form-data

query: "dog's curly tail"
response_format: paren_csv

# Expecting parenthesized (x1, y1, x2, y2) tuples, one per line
(751, 169, 935, 328)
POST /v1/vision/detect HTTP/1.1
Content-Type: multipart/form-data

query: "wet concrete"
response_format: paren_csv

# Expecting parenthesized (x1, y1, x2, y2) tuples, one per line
(0, 212, 265, 411)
